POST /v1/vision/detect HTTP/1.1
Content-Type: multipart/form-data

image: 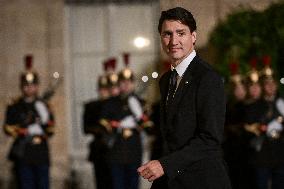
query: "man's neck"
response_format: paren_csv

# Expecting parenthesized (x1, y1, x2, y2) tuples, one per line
(171, 57, 186, 68)
(171, 49, 194, 68)
(24, 96, 36, 103)
(171, 49, 195, 68)
(171, 59, 182, 68)
(171, 50, 196, 77)
(264, 95, 276, 102)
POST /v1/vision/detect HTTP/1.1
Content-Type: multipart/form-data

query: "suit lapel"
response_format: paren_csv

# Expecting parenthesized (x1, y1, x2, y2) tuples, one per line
(160, 71, 171, 120)
(160, 71, 171, 102)
(158, 71, 171, 137)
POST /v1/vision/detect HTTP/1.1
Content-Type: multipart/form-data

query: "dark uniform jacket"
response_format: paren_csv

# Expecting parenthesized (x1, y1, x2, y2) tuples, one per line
(224, 100, 255, 189)
(83, 99, 109, 162)
(3, 97, 54, 165)
(152, 55, 231, 189)
(223, 99, 248, 162)
(101, 94, 142, 165)
(246, 96, 284, 168)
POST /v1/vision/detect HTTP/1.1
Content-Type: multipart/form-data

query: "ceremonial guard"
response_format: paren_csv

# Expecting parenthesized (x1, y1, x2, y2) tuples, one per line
(3, 55, 55, 189)
(100, 53, 151, 189)
(249, 55, 284, 189)
(243, 58, 266, 135)
(223, 62, 250, 189)
(241, 57, 267, 189)
(82, 59, 119, 189)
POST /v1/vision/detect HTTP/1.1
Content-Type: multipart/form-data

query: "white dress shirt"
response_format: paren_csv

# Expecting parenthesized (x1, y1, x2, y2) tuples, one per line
(171, 50, 196, 88)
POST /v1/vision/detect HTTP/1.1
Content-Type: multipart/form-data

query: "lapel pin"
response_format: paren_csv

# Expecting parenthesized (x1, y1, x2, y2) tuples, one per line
(185, 81, 189, 84)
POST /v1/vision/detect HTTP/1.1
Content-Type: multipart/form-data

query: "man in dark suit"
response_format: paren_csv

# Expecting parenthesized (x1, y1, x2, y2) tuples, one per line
(138, 7, 231, 189)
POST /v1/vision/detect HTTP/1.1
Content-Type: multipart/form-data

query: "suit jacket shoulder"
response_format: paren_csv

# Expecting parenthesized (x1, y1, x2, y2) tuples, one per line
(159, 71, 171, 97)
(190, 55, 223, 82)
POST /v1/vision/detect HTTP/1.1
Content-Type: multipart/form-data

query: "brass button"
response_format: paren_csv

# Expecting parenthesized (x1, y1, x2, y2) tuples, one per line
(32, 136, 42, 144)
(123, 129, 133, 139)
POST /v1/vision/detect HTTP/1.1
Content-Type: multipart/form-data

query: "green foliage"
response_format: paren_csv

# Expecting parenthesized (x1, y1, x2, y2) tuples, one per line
(209, 2, 284, 84)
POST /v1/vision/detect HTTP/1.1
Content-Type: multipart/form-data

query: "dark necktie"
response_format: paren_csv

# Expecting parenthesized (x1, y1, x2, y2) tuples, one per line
(167, 69, 178, 105)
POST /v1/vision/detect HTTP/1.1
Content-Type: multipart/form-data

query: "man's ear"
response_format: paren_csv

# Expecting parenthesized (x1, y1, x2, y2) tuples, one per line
(192, 31, 197, 44)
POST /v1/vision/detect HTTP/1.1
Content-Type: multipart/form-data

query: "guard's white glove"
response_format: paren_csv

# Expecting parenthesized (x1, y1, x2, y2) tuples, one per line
(35, 101, 49, 124)
(128, 96, 143, 120)
(276, 98, 284, 117)
(266, 119, 283, 138)
(120, 115, 136, 129)
(27, 123, 44, 136)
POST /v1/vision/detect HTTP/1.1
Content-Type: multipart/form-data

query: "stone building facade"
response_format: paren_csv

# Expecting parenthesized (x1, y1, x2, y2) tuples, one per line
(0, 0, 279, 188)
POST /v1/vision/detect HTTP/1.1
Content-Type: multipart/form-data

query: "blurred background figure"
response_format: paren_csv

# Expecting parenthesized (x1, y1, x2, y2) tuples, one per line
(100, 53, 152, 189)
(3, 55, 55, 189)
(249, 55, 284, 189)
(242, 57, 265, 189)
(243, 58, 264, 136)
(82, 59, 117, 189)
(241, 55, 284, 189)
(223, 61, 250, 189)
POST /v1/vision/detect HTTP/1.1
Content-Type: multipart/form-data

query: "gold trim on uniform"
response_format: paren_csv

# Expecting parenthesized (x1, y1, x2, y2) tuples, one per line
(99, 119, 112, 132)
(26, 73, 35, 83)
(4, 124, 18, 137)
(32, 136, 42, 144)
(110, 73, 119, 84)
(249, 70, 259, 83)
(6, 97, 21, 106)
(123, 129, 133, 139)
(141, 121, 153, 128)
(46, 126, 55, 134)
(244, 123, 261, 136)
(122, 69, 132, 79)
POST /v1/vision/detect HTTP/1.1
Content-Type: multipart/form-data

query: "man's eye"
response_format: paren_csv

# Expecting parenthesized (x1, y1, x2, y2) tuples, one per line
(177, 32, 185, 36)
(162, 32, 171, 37)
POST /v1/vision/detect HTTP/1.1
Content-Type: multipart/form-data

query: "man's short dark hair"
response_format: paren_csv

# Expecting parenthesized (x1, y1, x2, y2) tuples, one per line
(158, 7, 197, 33)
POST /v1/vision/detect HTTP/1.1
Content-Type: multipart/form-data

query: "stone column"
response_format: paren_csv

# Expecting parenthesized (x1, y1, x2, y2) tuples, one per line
(0, 1, 69, 188)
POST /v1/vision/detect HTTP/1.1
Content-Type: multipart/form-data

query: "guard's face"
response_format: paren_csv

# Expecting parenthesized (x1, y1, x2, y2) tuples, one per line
(160, 20, 196, 67)
(233, 83, 246, 101)
(110, 86, 120, 97)
(99, 88, 110, 99)
(22, 84, 38, 97)
(248, 83, 261, 100)
(119, 80, 134, 95)
(263, 79, 277, 97)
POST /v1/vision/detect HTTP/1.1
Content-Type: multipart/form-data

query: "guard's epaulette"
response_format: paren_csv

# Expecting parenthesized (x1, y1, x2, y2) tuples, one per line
(6, 96, 21, 106)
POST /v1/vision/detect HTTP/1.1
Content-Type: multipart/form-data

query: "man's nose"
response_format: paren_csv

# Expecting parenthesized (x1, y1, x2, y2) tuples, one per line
(170, 34, 178, 45)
